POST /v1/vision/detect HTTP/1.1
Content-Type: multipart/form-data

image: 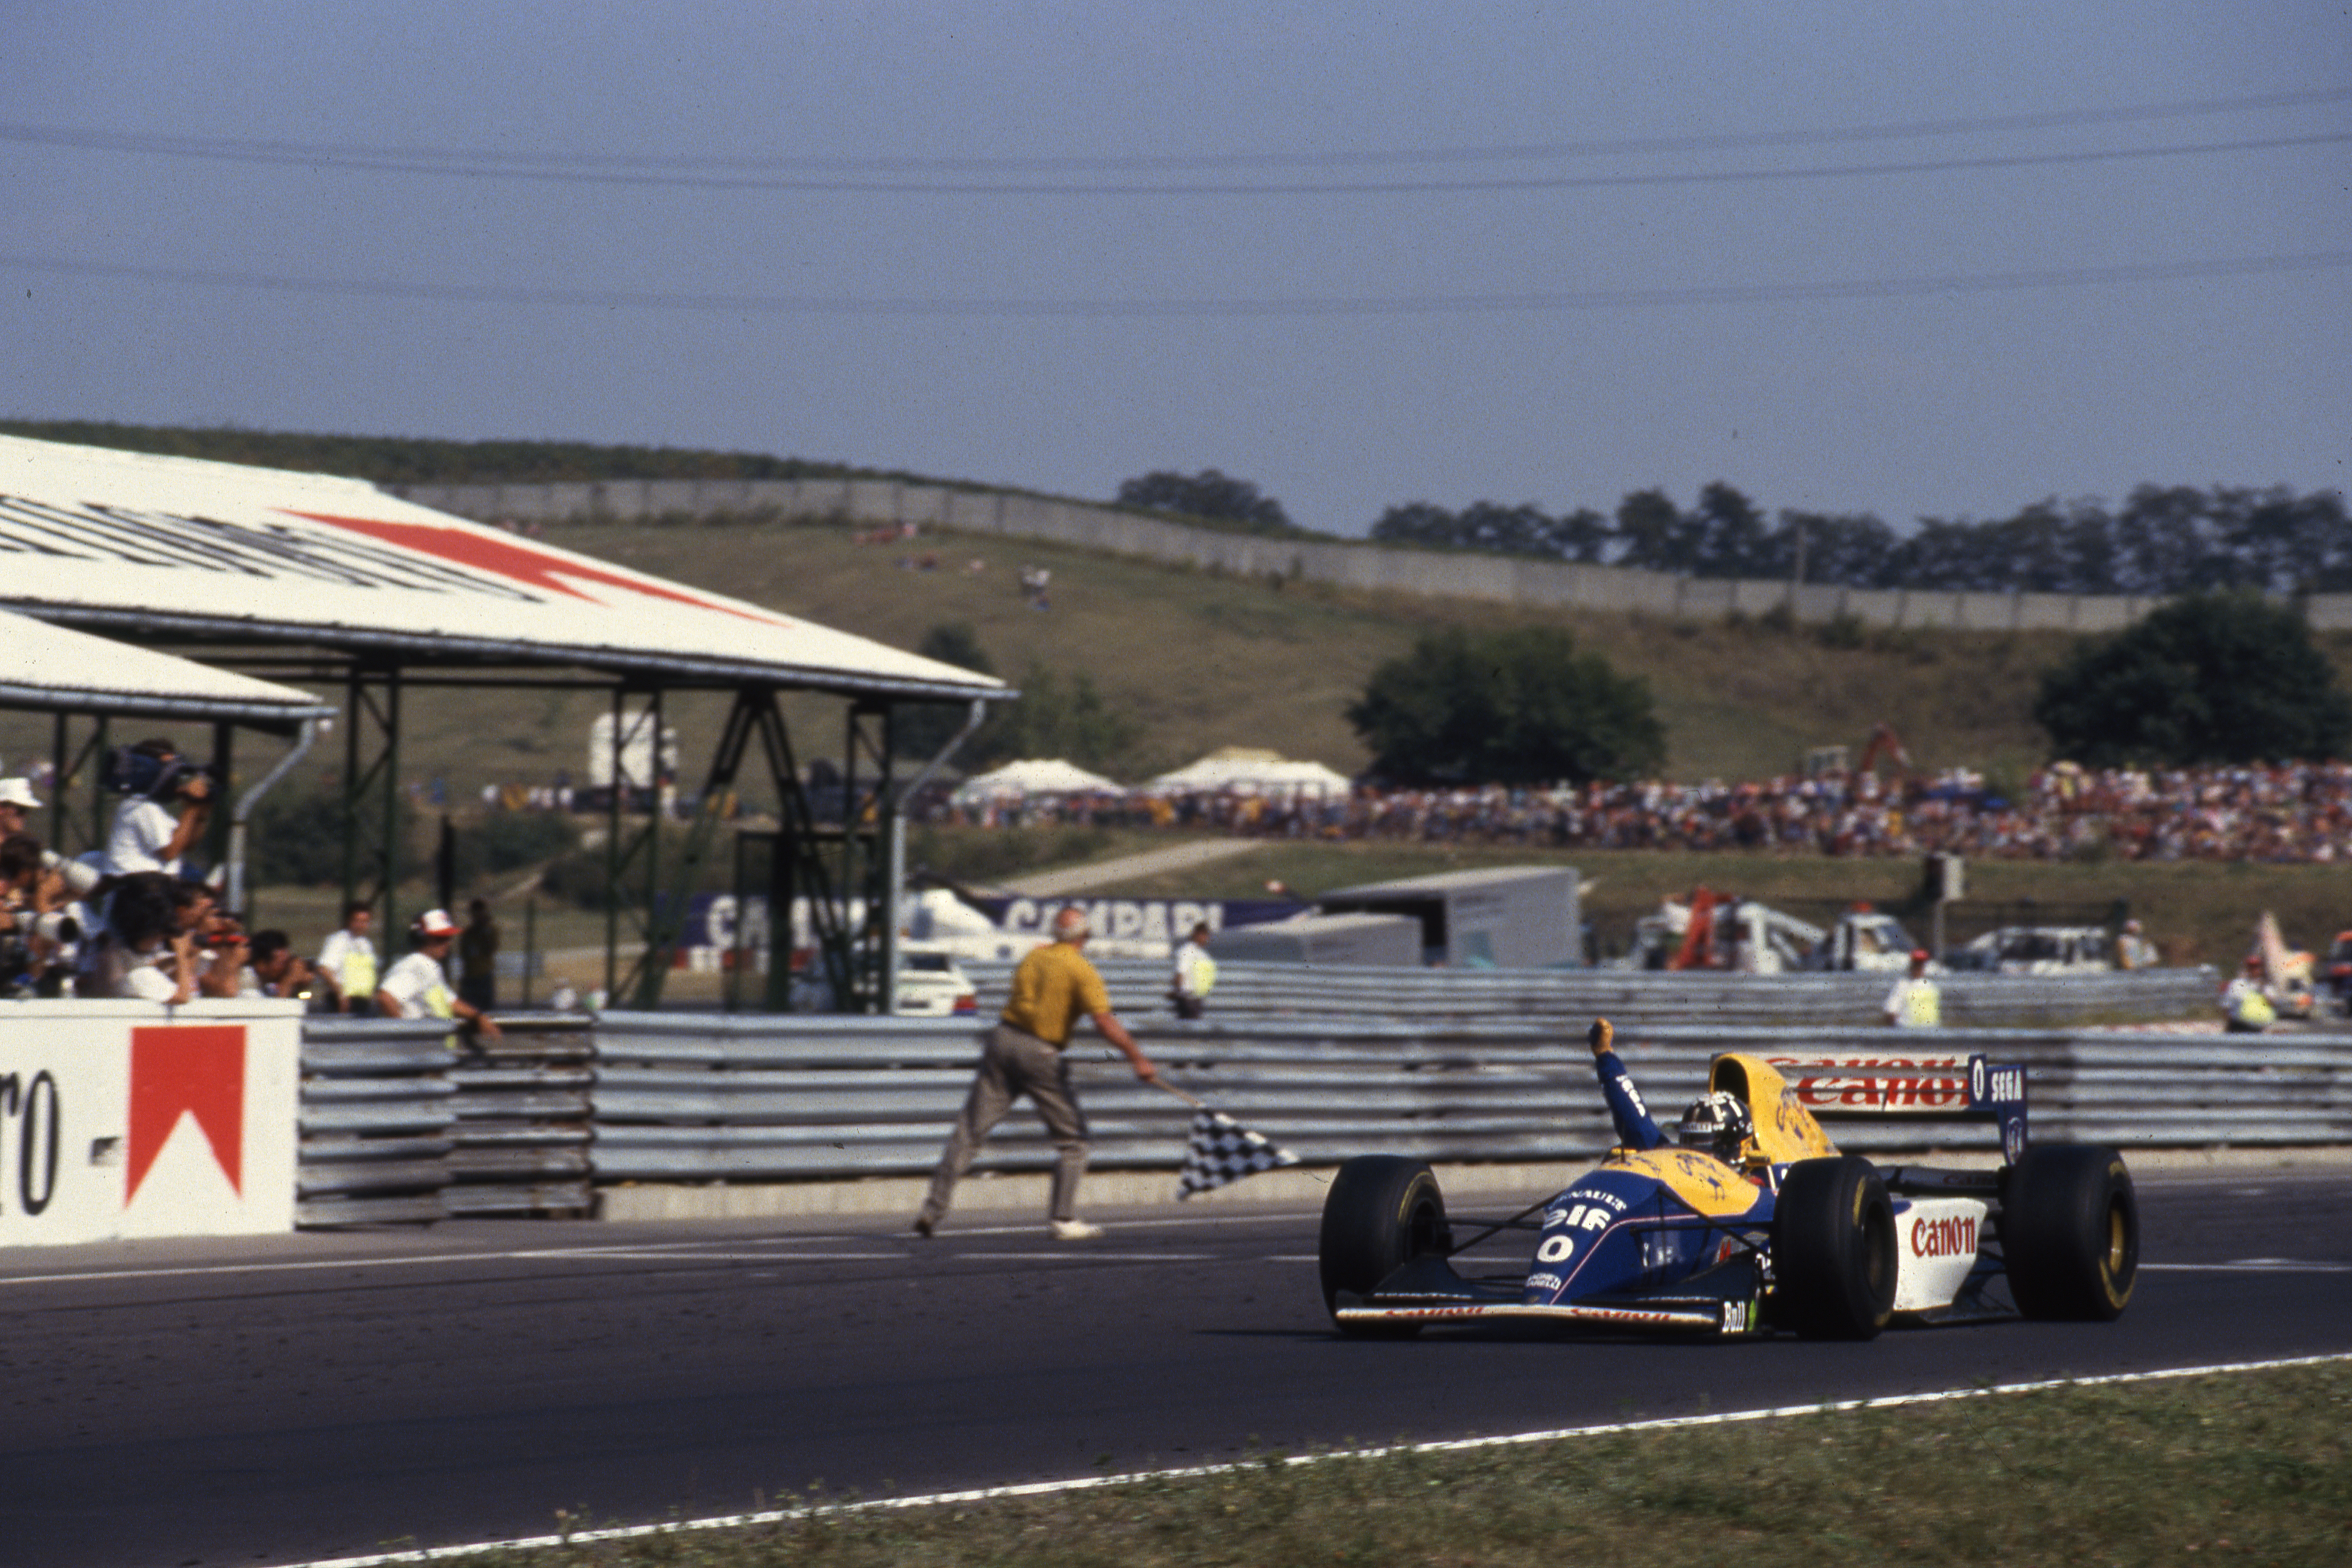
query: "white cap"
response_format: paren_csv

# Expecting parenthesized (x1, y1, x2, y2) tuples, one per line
(414, 908, 459, 938)
(0, 778, 41, 811)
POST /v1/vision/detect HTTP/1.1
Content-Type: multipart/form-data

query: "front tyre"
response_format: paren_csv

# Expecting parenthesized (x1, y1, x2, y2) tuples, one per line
(2003, 1144, 2138, 1320)
(1318, 1155, 1450, 1336)
(1772, 1155, 1898, 1340)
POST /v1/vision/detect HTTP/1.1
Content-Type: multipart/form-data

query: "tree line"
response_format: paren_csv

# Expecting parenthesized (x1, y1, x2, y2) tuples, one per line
(1369, 481, 2352, 598)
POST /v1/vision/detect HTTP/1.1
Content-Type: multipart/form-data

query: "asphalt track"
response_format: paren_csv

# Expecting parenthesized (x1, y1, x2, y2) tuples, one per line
(2, 1170, 2348, 1568)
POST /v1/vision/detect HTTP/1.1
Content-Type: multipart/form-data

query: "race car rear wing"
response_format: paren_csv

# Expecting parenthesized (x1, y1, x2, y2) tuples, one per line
(1754, 1053, 2028, 1164)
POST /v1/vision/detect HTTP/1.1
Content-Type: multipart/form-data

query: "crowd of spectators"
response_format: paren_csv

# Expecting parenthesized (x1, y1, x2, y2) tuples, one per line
(919, 760, 2352, 866)
(0, 736, 498, 1028)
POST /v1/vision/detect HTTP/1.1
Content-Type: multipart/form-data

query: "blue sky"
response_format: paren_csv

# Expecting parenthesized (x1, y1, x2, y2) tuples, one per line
(7, 2, 2347, 536)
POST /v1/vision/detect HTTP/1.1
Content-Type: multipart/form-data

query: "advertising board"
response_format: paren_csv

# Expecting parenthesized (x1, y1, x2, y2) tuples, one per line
(0, 1000, 301, 1246)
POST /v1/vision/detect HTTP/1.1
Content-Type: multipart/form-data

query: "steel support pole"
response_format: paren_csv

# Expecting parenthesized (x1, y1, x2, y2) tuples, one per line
(49, 712, 109, 861)
(841, 700, 892, 1013)
(339, 664, 402, 943)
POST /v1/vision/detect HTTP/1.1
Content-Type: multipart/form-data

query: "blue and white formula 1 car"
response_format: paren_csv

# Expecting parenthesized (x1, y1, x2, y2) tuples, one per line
(1318, 1020, 2137, 1340)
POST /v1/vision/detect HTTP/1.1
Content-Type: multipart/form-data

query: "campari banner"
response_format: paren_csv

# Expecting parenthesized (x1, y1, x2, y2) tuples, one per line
(0, 1001, 300, 1246)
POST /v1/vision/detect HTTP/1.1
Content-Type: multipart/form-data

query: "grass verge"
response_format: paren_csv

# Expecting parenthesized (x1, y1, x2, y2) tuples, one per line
(443, 1359, 2350, 1567)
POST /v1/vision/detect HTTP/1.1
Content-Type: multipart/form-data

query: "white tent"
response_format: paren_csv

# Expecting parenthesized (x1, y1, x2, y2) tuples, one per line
(0, 606, 332, 726)
(1144, 748, 1352, 798)
(951, 758, 1122, 803)
(0, 436, 1005, 701)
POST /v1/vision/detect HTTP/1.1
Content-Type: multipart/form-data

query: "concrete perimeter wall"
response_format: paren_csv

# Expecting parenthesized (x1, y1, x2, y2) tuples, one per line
(388, 478, 2352, 635)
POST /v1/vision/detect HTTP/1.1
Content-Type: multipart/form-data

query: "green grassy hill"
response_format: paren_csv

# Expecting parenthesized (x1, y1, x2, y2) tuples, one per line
(0, 418, 2263, 791)
(0, 509, 2119, 804)
(564, 515, 2067, 786)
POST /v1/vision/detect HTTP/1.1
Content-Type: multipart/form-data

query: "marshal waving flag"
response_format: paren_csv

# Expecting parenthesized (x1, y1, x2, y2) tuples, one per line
(1175, 1108, 1302, 1199)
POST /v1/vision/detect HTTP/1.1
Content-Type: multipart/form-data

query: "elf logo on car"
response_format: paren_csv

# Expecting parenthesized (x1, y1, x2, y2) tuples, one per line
(1910, 1215, 1979, 1258)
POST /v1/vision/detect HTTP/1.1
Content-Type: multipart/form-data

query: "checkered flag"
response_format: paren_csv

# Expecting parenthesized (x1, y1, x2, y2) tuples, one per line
(1176, 1107, 1301, 1199)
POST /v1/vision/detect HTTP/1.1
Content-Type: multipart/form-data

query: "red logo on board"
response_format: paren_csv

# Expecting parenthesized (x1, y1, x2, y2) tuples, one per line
(290, 511, 789, 626)
(127, 1026, 246, 1201)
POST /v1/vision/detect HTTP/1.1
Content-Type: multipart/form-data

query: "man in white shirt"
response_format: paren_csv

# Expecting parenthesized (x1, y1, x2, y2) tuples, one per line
(103, 740, 212, 878)
(2222, 955, 2276, 1033)
(0, 777, 40, 838)
(316, 901, 379, 1014)
(375, 908, 502, 1040)
(1169, 921, 1217, 1019)
(106, 872, 196, 1004)
(1882, 948, 1942, 1028)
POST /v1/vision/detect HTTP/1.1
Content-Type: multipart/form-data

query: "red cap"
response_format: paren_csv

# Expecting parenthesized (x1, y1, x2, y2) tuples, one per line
(1909, 948, 1931, 964)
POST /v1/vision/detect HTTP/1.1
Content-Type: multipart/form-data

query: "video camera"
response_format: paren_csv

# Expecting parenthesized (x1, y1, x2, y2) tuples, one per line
(101, 746, 219, 802)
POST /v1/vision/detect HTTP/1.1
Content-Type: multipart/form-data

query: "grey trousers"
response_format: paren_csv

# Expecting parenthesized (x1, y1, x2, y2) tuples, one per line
(919, 1022, 1092, 1225)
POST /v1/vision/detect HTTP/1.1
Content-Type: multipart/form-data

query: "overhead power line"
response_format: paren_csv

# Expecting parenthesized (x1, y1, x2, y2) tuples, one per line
(6, 248, 2348, 318)
(4, 84, 2345, 177)
(0, 90, 2345, 195)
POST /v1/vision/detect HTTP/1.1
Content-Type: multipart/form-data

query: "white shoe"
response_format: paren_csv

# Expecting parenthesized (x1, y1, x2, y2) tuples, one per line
(1050, 1218, 1106, 1241)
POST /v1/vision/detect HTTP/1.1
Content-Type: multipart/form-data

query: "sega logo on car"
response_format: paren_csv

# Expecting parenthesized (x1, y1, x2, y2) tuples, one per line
(1910, 1214, 1979, 1258)
(1968, 1057, 2025, 1106)
(1526, 1272, 1564, 1292)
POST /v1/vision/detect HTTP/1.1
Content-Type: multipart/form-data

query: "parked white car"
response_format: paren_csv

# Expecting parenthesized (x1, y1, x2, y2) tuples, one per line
(894, 943, 981, 1017)
(1948, 926, 2113, 975)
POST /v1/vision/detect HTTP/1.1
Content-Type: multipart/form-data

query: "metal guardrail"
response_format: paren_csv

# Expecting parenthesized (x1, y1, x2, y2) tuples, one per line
(299, 1014, 597, 1227)
(298, 1019, 456, 1228)
(963, 961, 2222, 1030)
(304, 988, 2344, 1223)
(445, 1017, 596, 1218)
(585, 1012, 2352, 1186)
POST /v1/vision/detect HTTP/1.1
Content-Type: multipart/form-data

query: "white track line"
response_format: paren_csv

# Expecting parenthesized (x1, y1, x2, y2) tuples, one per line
(2144, 1260, 2352, 1272)
(0, 1209, 1320, 1288)
(265, 1350, 2352, 1568)
(949, 1251, 1217, 1262)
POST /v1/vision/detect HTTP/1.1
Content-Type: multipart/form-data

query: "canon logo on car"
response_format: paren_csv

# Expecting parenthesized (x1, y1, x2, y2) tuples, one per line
(1910, 1214, 1979, 1258)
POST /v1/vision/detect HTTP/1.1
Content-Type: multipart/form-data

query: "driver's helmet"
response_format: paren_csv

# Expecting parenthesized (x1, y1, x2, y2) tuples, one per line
(1676, 1092, 1755, 1163)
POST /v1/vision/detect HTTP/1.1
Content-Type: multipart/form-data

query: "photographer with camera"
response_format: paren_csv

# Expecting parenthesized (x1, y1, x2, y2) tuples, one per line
(0, 831, 79, 998)
(185, 894, 253, 1001)
(0, 778, 103, 904)
(104, 738, 214, 879)
(105, 871, 198, 1004)
(246, 930, 327, 1008)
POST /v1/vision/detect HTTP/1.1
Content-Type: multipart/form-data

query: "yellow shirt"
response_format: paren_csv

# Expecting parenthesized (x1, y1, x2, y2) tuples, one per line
(1001, 940, 1112, 1046)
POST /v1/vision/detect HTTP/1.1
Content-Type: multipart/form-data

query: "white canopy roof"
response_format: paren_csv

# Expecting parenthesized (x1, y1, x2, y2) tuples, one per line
(1144, 749, 1352, 797)
(0, 436, 1007, 701)
(951, 758, 1122, 802)
(0, 606, 334, 726)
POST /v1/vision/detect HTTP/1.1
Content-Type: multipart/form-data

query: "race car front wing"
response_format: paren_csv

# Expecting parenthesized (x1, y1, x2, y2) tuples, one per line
(1334, 1297, 1759, 1334)
(1334, 1254, 1765, 1336)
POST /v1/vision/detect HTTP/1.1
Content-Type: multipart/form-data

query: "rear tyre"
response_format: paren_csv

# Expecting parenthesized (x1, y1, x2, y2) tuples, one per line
(2003, 1144, 2137, 1320)
(1772, 1156, 1898, 1340)
(1318, 1155, 1450, 1337)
